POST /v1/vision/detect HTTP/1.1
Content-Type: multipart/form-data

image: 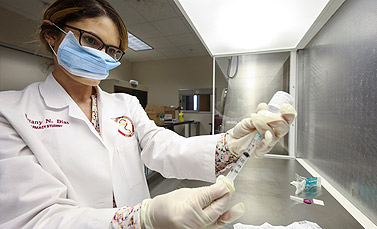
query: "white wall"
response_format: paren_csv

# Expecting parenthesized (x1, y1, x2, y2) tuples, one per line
(108, 59, 133, 81)
(0, 46, 48, 91)
(0, 5, 50, 91)
(131, 56, 227, 135)
(132, 56, 213, 106)
(0, 6, 42, 56)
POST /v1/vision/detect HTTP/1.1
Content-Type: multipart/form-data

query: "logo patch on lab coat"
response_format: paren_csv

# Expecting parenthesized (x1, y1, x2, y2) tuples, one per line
(114, 116, 134, 137)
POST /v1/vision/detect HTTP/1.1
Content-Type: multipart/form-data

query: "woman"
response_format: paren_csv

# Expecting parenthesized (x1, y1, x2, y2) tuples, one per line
(0, 0, 296, 228)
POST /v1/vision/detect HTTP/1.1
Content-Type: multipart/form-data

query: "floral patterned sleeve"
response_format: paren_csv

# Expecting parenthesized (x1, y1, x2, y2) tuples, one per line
(215, 133, 239, 176)
(110, 203, 142, 229)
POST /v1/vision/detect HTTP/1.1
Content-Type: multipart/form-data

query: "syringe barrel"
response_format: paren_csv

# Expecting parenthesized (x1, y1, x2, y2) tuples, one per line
(226, 168, 238, 181)
(226, 152, 250, 182)
(246, 133, 263, 154)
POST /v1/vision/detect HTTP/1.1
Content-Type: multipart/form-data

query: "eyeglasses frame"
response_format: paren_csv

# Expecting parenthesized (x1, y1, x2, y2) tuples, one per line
(63, 24, 125, 61)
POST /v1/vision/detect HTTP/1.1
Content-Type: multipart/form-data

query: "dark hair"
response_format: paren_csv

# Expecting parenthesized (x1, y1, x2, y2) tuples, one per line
(39, 0, 128, 52)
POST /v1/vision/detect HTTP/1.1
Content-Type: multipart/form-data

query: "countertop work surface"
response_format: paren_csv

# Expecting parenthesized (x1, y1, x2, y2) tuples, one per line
(147, 157, 363, 228)
(222, 157, 363, 228)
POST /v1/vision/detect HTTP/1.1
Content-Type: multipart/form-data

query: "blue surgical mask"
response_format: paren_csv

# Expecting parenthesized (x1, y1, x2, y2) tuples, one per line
(49, 30, 120, 80)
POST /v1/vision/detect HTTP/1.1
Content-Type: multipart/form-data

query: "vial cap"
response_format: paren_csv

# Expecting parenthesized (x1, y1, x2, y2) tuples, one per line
(304, 199, 312, 204)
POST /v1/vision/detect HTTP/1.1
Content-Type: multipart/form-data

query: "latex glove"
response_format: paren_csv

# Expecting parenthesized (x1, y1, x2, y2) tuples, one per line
(228, 103, 297, 158)
(140, 175, 245, 229)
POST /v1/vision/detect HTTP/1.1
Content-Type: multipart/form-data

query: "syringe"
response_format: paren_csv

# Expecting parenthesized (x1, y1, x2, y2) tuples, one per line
(225, 91, 294, 182)
(226, 133, 263, 182)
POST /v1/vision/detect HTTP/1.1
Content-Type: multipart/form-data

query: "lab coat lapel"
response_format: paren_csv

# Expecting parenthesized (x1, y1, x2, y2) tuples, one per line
(39, 74, 70, 109)
(39, 74, 107, 148)
(96, 87, 119, 164)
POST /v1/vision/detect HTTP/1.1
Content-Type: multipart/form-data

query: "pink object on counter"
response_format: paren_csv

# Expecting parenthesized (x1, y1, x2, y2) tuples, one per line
(304, 199, 312, 204)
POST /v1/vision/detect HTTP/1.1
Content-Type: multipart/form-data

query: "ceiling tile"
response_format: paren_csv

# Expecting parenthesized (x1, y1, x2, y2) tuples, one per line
(180, 16, 196, 32)
(125, 0, 178, 21)
(168, 0, 185, 16)
(167, 33, 197, 46)
(124, 49, 140, 57)
(109, 0, 147, 26)
(137, 49, 167, 59)
(124, 49, 147, 62)
(158, 47, 186, 58)
(152, 17, 189, 36)
(127, 55, 150, 62)
(178, 44, 208, 56)
(127, 22, 162, 39)
(145, 36, 174, 48)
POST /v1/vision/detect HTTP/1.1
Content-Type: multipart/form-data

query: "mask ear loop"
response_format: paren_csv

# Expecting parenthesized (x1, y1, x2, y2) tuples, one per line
(48, 43, 57, 56)
(48, 23, 67, 56)
(53, 23, 67, 34)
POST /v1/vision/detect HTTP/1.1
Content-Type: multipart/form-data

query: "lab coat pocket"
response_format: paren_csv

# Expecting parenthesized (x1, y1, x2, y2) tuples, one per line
(115, 140, 144, 190)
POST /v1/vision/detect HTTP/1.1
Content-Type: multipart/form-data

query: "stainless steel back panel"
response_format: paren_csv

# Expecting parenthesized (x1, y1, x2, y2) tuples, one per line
(215, 52, 290, 154)
(297, 0, 377, 224)
(217, 53, 290, 130)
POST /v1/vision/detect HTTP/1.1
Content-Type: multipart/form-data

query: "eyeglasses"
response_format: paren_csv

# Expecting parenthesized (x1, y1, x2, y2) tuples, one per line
(63, 24, 125, 61)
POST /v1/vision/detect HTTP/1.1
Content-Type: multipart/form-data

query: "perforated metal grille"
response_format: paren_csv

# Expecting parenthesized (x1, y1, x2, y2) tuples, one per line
(297, 0, 377, 224)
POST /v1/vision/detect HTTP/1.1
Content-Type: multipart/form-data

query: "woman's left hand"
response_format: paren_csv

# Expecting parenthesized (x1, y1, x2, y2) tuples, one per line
(227, 103, 297, 158)
(140, 175, 245, 229)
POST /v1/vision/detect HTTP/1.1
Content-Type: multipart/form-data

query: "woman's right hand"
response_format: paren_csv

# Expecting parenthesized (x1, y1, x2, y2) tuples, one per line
(140, 175, 245, 228)
(227, 103, 297, 158)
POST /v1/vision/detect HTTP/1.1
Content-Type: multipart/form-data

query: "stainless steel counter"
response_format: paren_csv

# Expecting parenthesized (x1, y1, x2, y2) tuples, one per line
(223, 157, 363, 228)
(148, 157, 363, 228)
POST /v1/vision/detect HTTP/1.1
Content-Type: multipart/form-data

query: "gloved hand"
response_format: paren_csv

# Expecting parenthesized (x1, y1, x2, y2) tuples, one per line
(140, 175, 245, 229)
(228, 103, 297, 158)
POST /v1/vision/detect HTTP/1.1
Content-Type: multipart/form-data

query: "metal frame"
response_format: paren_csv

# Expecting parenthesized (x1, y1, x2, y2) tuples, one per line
(212, 57, 216, 135)
(296, 0, 346, 49)
(288, 51, 298, 157)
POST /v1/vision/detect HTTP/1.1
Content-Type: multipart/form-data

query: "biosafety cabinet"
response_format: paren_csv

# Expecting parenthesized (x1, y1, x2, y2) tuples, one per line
(174, 0, 377, 228)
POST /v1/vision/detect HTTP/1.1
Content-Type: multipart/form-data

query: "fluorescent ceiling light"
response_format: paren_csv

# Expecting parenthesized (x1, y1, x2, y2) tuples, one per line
(175, 0, 330, 56)
(128, 32, 153, 51)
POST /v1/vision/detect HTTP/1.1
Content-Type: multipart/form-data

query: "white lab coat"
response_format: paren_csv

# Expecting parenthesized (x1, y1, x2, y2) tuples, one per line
(0, 74, 218, 228)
